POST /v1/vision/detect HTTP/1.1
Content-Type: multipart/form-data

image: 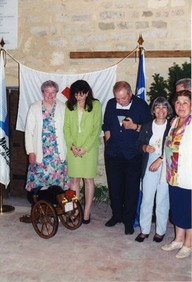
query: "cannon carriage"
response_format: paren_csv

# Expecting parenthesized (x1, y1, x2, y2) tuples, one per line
(29, 185, 83, 239)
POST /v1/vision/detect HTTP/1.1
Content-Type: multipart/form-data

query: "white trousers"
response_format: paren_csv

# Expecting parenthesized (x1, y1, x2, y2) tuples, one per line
(140, 153, 169, 235)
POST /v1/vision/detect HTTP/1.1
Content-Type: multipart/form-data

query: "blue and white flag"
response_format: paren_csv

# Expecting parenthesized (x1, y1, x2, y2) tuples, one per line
(134, 48, 146, 227)
(136, 49, 146, 101)
(0, 53, 10, 187)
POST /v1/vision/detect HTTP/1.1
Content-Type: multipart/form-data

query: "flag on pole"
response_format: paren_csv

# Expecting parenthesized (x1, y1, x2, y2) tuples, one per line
(136, 48, 146, 100)
(134, 48, 146, 227)
(0, 53, 10, 187)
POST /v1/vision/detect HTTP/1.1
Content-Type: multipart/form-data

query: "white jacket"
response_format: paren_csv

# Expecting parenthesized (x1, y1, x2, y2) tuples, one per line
(25, 99, 66, 163)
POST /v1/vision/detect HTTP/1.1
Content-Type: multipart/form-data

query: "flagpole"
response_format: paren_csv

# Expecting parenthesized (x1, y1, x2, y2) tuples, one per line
(0, 184, 15, 213)
(0, 38, 15, 214)
(134, 34, 145, 227)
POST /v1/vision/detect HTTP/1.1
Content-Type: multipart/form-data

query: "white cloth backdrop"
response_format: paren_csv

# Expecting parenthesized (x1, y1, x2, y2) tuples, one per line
(16, 64, 117, 132)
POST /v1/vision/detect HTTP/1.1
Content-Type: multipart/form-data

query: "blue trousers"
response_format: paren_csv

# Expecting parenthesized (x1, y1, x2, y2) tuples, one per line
(105, 154, 142, 227)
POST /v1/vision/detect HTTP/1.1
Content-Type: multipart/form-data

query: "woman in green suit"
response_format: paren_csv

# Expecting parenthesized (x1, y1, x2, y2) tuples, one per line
(64, 80, 102, 224)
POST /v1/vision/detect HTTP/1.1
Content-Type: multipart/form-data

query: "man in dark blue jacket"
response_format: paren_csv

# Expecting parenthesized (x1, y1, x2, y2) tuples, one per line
(102, 81, 152, 235)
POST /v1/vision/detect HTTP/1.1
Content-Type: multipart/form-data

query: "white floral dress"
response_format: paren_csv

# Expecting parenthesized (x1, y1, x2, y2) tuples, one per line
(25, 103, 70, 191)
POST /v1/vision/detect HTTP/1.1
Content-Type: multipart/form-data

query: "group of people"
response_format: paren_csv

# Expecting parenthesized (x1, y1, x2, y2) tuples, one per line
(21, 79, 102, 225)
(21, 77, 191, 259)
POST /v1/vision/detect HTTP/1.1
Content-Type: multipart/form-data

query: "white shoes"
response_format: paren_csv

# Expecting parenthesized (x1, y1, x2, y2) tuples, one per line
(176, 246, 192, 259)
(161, 241, 192, 259)
(161, 241, 183, 251)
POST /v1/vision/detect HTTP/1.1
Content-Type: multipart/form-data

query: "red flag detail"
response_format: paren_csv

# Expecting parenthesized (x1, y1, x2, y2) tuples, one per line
(61, 87, 70, 99)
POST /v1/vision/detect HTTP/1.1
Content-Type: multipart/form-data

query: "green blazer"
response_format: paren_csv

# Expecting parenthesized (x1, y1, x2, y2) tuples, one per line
(64, 100, 102, 178)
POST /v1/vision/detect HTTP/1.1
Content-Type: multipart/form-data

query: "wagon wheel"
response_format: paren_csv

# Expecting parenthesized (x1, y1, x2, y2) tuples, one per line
(31, 200, 58, 239)
(59, 200, 83, 230)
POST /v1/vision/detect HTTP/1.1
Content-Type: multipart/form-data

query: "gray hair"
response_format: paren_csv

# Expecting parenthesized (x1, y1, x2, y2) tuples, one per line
(151, 96, 173, 116)
(113, 81, 132, 95)
(175, 78, 191, 91)
(41, 80, 59, 93)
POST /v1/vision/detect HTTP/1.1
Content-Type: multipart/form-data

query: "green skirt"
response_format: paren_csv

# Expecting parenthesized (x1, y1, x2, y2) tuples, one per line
(67, 146, 99, 178)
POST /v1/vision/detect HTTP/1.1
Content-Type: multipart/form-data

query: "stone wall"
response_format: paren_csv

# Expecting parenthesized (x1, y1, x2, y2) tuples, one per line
(4, 0, 191, 188)
(5, 0, 191, 88)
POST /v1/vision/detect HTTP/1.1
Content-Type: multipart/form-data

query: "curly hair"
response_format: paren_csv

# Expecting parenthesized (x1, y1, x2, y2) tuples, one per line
(41, 80, 59, 93)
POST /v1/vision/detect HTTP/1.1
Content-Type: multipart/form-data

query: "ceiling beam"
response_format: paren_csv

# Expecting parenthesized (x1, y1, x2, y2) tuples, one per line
(70, 50, 191, 59)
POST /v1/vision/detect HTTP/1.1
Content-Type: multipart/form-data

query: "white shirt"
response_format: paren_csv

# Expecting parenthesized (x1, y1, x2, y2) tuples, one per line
(149, 120, 167, 155)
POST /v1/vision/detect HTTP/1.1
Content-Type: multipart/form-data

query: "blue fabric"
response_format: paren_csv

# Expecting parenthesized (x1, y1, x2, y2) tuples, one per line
(136, 51, 146, 100)
(102, 95, 152, 160)
(105, 154, 142, 227)
(134, 190, 142, 227)
(169, 185, 191, 229)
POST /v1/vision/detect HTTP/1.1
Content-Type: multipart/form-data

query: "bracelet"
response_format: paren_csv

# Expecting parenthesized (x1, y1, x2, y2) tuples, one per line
(70, 144, 74, 150)
(135, 124, 139, 131)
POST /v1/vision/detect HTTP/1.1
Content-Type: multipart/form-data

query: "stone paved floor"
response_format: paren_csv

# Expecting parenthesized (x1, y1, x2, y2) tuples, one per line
(0, 197, 191, 282)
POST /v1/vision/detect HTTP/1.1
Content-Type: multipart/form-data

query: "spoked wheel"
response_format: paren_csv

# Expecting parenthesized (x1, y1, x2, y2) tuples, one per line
(31, 200, 58, 239)
(59, 200, 83, 230)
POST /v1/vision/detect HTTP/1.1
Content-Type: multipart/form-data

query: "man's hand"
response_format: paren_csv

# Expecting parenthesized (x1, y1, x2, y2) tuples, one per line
(122, 117, 136, 130)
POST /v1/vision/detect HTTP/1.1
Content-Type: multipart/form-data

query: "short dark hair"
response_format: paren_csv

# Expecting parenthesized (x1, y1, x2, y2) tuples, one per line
(41, 80, 59, 93)
(151, 96, 173, 116)
(172, 90, 191, 105)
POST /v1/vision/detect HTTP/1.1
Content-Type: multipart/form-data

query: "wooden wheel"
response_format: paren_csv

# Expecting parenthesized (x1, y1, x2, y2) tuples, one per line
(31, 200, 58, 239)
(59, 200, 83, 230)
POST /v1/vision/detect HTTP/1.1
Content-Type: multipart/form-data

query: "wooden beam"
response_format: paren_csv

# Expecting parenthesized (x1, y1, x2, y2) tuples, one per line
(70, 50, 191, 59)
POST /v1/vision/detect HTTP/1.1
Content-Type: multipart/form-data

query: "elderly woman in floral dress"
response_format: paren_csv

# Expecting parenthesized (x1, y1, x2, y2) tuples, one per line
(20, 80, 70, 222)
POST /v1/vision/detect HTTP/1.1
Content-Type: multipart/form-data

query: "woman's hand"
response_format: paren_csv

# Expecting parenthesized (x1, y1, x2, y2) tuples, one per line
(76, 147, 87, 157)
(71, 145, 86, 157)
(143, 144, 156, 153)
(29, 153, 36, 165)
(149, 157, 162, 172)
(71, 144, 80, 157)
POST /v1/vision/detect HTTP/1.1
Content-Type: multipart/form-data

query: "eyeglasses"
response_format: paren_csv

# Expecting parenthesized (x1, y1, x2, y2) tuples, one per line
(74, 92, 86, 97)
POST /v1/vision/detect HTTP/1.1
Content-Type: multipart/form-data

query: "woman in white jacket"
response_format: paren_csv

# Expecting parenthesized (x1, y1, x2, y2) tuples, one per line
(20, 80, 70, 222)
(161, 89, 192, 259)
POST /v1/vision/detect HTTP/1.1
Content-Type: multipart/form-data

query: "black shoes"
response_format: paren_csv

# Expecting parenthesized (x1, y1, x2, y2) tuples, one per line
(105, 217, 121, 227)
(125, 225, 134, 235)
(82, 214, 91, 224)
(19, 214, 32, 223)
(135, 233, 164, 243)
(82, 218, 91, 224)
(153, 234, 165, 243)
(135, 233, 149, 242)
